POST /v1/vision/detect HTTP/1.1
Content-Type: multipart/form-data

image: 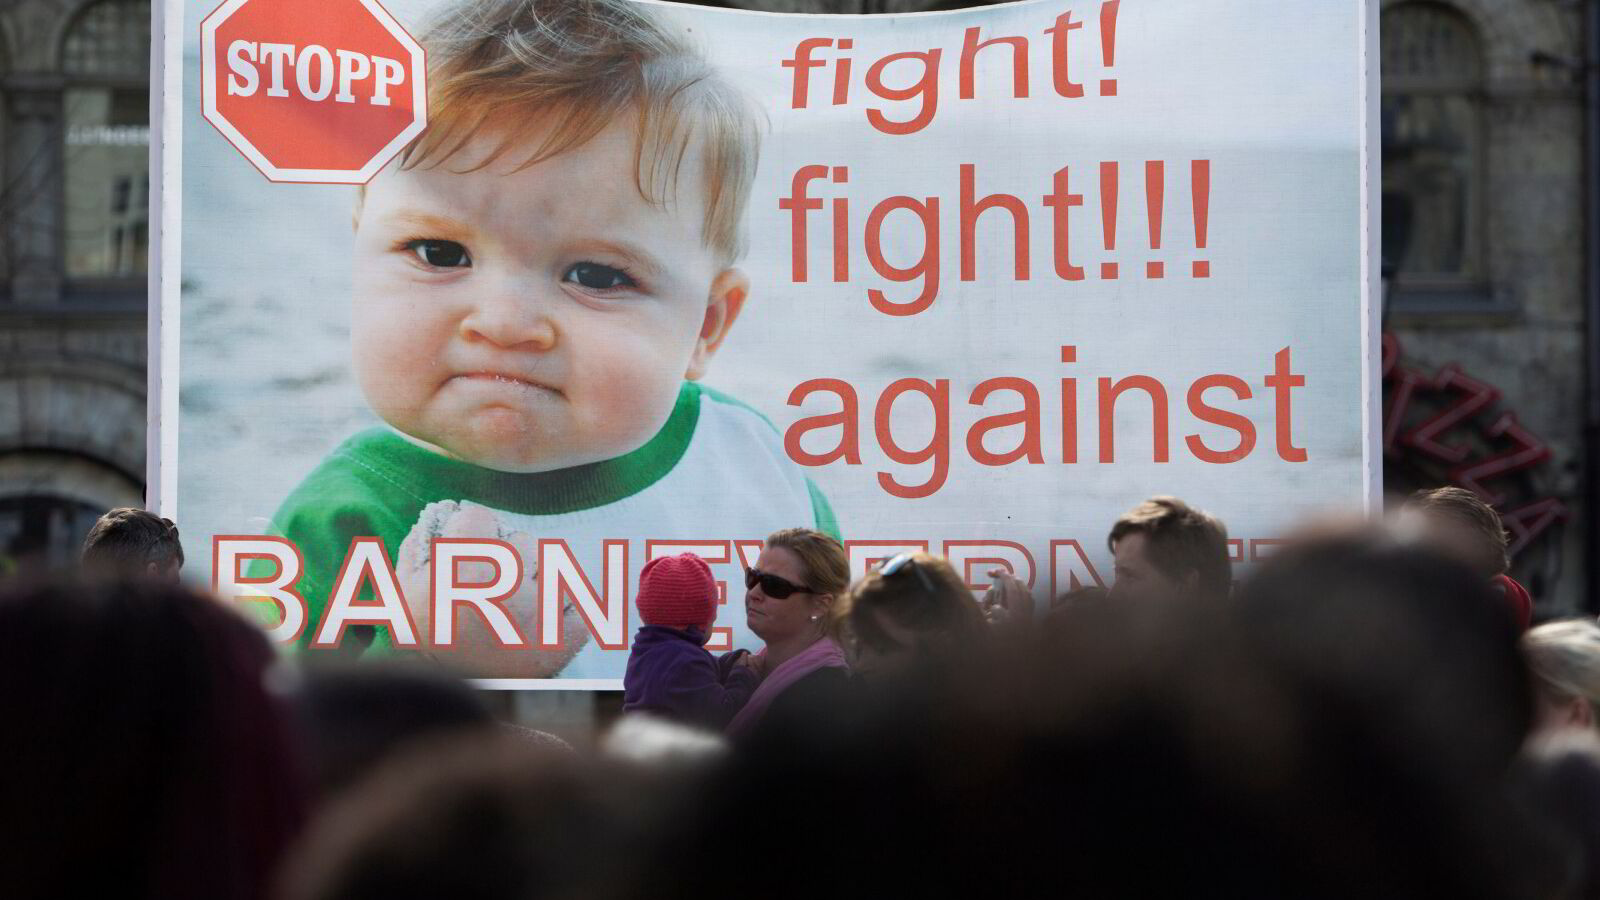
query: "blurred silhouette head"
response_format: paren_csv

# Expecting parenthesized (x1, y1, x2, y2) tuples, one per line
(1235, 533, 1531, 784)
(80, 508, 184, 581)
(1397, 486, 1511, 579)
(1108, 496, 1230, 602)
(287, 662, 495, 799)
(0, 576, 306, 900)
(281, 734, 665, 900)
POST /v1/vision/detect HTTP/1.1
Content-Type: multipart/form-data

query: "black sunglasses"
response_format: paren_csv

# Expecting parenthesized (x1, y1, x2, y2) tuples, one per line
(877, 552, 938, 594)
(745, 567, 815, 600)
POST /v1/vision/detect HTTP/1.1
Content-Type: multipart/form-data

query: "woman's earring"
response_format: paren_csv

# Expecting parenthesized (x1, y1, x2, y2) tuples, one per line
(809, 614, 820, 622)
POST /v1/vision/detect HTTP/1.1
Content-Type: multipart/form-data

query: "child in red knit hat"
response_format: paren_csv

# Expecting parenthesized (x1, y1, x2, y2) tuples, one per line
(622, 553, 760, 729)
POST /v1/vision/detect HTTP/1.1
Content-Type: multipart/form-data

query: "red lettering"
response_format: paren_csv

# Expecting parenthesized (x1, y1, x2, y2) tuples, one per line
(1265, 347, 1307, 462)
(785, 378, 862, 466)
(865, 196, 941, 315)
(960, 163, 1029, 281)
(1098, 375, 1169, 463)
(960, 26, 1028, 99)
(874, 378, 952, 498)
(865, 49, 942, 135)
(1185, 375, 1256, 464)
(1042, 165, 1085, 281)
(967, 377, 1044, 466)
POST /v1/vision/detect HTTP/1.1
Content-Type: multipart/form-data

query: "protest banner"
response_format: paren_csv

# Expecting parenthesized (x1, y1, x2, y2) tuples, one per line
(151, 0, 1379, 686)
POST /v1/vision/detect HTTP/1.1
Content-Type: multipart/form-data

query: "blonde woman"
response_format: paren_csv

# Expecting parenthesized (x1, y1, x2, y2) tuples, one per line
(1524, 619, 1600, 738)
(725, 528, 852, 738)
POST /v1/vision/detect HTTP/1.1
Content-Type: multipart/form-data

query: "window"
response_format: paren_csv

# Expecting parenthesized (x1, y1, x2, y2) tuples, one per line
(0, 494, 104, 573)
(1381, 3, 1486, 300)
(62, 0, 151, 283)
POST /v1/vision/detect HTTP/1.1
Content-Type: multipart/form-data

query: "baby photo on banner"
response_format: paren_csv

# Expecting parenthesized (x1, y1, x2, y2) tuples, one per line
(155, 0, 1377, 684)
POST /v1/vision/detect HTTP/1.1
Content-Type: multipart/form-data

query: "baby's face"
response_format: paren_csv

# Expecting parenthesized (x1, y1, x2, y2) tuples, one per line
(351, 119, 744, 472)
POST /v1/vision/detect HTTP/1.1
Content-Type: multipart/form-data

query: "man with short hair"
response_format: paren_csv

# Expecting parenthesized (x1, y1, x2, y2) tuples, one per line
(81, 508, 184, 581)
(1398, 486, 1531, 629)
(1107, 496, 1232, 602)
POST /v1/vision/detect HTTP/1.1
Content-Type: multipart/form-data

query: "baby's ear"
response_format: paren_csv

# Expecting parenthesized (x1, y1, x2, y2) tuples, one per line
(686, 268, 750, 381)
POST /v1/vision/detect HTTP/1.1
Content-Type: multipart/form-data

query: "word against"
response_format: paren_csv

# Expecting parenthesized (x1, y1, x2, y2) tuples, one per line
(782, 159, 1213, 316)
(213, 536, 1157, 652)
(785, 344, 1307, 499)
(226, 40, 405, 105)
(784, 1, 1123, 134)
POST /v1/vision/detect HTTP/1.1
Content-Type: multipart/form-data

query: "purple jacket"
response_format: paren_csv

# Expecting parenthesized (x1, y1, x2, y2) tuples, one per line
(621, 625, 760, 729)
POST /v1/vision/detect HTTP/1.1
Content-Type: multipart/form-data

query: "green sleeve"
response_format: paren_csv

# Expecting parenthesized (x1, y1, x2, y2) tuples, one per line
(248, 458, 420, 655)
(807, 478, 841, 541)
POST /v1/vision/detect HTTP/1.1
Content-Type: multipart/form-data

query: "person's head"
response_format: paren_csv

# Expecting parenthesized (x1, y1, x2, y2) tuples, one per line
(841, 552, 987, 678)
(1107, 496, 1230, 601)
(745, 528, 849, 648)
(1235, 533, 1531, 787)
(350, 0, 761, 474)
(0, 576, 306, 899)
(1397, 486, 1510, 580)
(280, 733, 663, 900)
(1523, 619, 1600, 739)
(636, 552, 719, 639)
(287, 662, 494, 800)
(80, 508, 183, 580)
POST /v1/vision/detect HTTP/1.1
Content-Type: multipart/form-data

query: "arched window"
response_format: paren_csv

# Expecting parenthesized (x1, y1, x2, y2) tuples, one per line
(1381, 2, 1484, 292)
(0, 450, 143, 574)
(62, 0, 151, 284)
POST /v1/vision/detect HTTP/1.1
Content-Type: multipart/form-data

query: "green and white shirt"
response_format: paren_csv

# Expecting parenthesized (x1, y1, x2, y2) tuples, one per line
(264, 381, 836, 678)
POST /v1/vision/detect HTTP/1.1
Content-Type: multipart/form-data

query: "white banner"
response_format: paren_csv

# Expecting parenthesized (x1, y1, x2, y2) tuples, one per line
(152, 0, 1379, 685)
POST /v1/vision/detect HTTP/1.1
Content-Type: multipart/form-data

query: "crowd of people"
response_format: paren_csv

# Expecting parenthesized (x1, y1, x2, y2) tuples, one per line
(4, 490, 1600, 899)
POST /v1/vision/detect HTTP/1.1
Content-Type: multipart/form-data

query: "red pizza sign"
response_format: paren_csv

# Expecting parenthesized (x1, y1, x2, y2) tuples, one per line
(200, 0, 427, 184)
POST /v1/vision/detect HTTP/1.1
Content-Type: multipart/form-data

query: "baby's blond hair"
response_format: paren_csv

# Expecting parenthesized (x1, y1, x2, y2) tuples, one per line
(403, 0, 760, 263)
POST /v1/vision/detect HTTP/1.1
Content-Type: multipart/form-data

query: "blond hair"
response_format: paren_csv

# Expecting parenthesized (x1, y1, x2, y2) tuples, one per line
(763, 528, 850, 599)
(1525, 619, 1600, 720)
(403, 0, 761, 263)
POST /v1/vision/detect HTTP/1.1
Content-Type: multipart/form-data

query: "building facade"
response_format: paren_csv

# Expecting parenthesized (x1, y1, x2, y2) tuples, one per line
(0, 0, 148, 575)
(1373, 0, 1589, 611)
(0, 0, 1593, 610)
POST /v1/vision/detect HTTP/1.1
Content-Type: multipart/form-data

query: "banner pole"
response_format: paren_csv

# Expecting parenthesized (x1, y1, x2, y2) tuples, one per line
(144, 0, 164, 513)
(147, 0, 182, 518)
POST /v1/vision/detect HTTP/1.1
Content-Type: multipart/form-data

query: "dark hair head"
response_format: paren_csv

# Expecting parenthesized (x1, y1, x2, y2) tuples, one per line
(0, 576, 307, 899)
(1108, 496, 1231, 596)
(281, 734, 664, 900)
(287, 662, 495, 800)
(1235, 533, 1531, 784)
(80, 508, 184, 576)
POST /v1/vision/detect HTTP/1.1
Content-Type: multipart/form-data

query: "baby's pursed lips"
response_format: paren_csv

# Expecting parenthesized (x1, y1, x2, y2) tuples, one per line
(450, 370, 561, 394)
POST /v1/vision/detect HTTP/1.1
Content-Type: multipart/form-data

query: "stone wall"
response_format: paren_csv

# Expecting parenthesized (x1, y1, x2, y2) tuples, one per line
(1379, 0, 1590, 611)
(0, 0, 149, 560)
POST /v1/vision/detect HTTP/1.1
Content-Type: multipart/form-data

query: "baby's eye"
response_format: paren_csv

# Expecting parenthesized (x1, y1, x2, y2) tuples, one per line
(563, 262, 637, 292)
(406, 239, 471, 269)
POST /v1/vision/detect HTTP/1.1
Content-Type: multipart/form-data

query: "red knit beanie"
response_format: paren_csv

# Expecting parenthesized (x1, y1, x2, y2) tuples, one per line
(637, 553, 718, 631)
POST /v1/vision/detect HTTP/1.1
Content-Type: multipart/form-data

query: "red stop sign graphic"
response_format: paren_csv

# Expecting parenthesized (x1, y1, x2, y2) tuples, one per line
(201, 0, 427, 184)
